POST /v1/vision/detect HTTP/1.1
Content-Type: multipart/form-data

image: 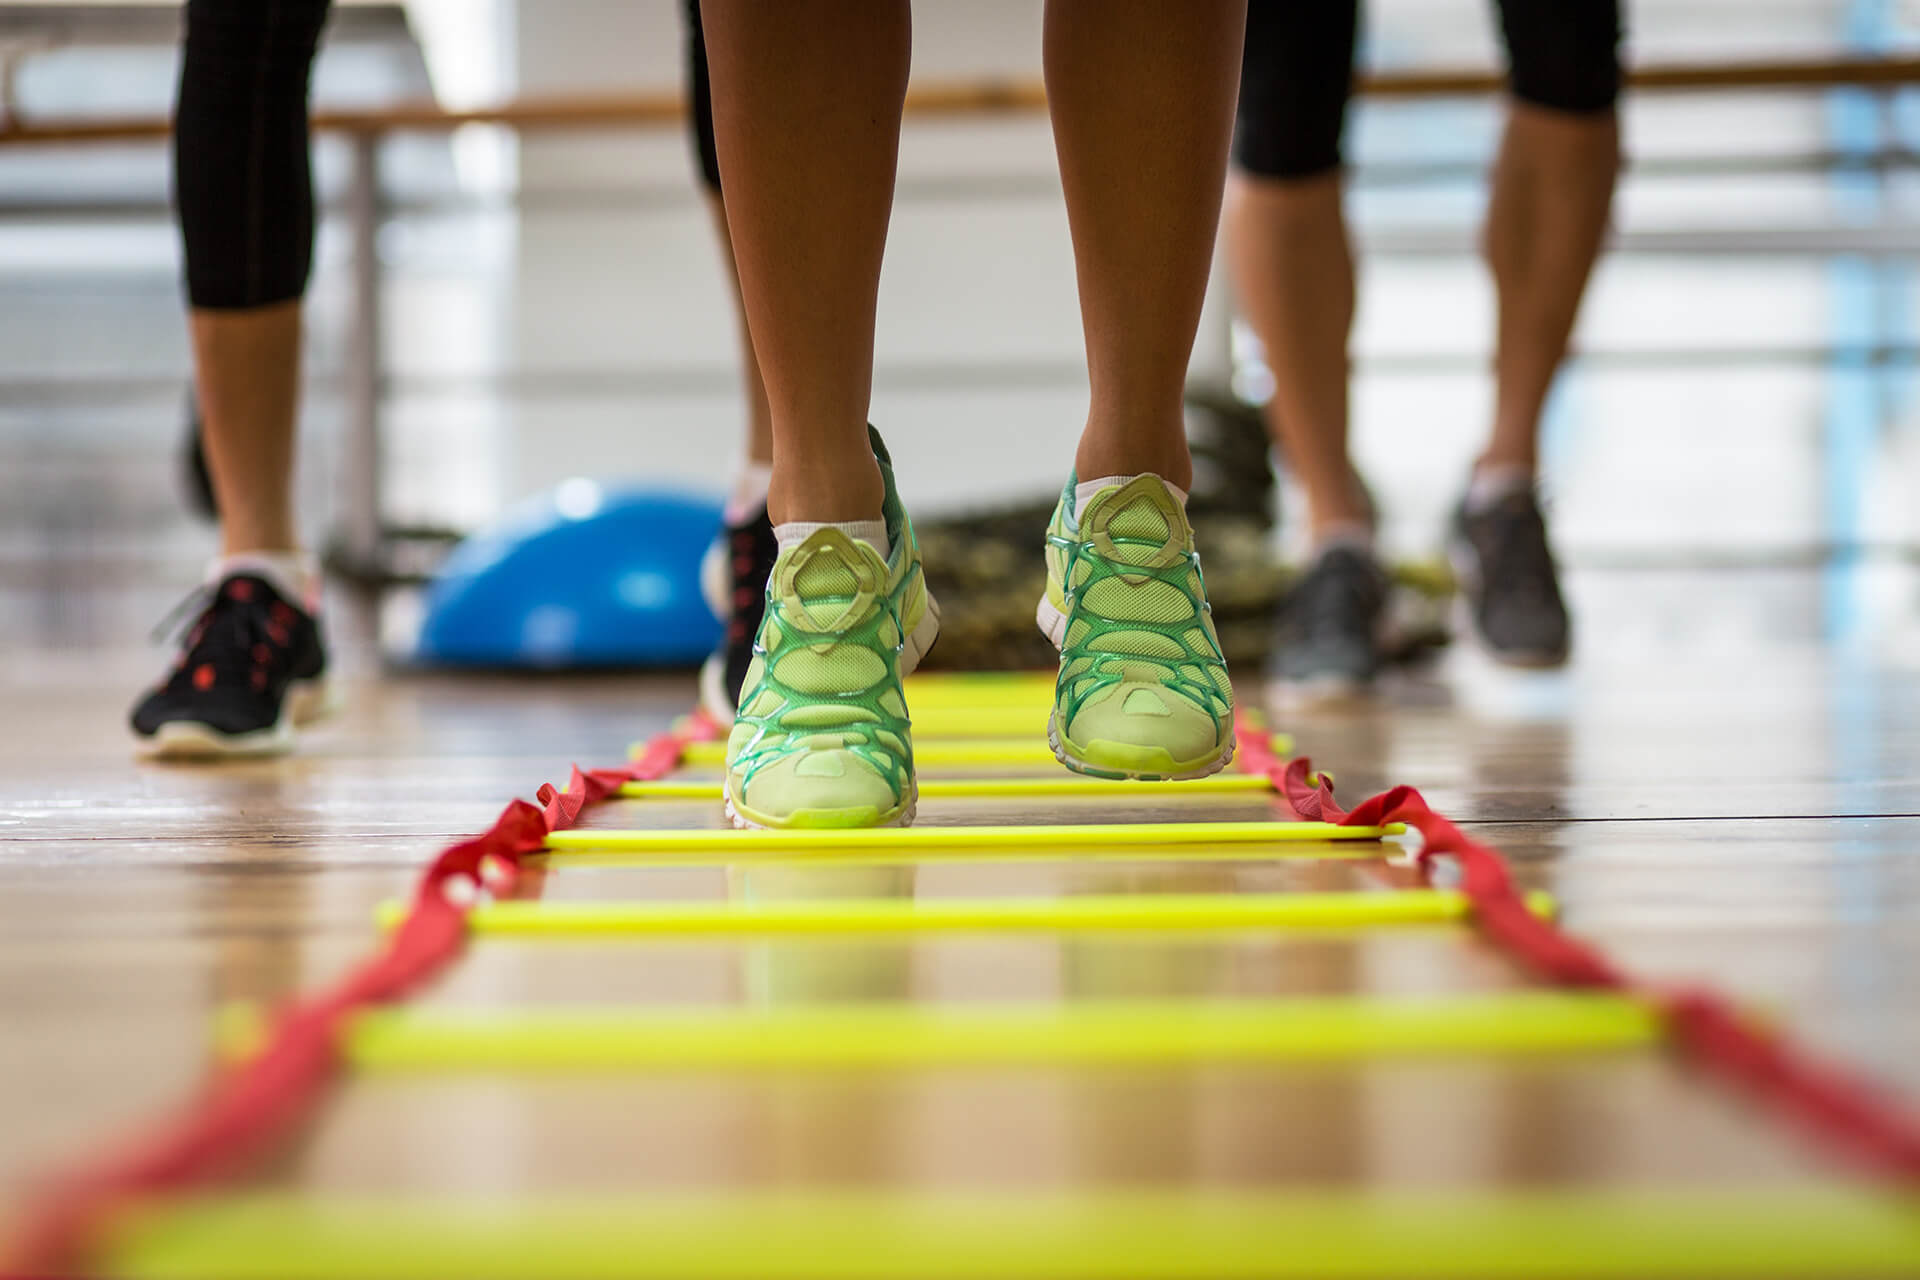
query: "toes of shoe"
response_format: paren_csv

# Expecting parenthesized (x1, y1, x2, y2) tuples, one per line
(734, 746, 904, 826)
(1068, 681, 1226, 761)
(1482, 607, 1569, 661)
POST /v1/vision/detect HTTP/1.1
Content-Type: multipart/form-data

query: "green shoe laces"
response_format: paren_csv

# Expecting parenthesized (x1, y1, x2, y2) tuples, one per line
(1049, 483, 1231, 733)
(730, 530, 913, 797)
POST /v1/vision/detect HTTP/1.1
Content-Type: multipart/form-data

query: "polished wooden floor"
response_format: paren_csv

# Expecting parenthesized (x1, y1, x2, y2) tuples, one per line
(2, 568, 1918, 1261)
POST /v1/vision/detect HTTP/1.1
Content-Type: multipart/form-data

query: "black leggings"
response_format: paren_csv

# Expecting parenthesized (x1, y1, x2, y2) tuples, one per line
(685, 0, 722, 194)
(1233, 0, 1623, 181)
(175, 0, 724, 311)
(175, 0, 331, 309)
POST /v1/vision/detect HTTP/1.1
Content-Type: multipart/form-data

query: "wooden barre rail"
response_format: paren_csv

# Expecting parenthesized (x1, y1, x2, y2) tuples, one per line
(5, 54, 1920, 147)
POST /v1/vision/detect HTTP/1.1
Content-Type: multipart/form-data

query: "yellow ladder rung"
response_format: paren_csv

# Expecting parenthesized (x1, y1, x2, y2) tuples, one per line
(105, 1189, 1920, 1280)
(902, 671, 1057, 703)
(525, 840, 1382, 869)
(546, 820, 1394, 855)
(103, 1187, 1920, 1279)
(879, 707, 1050, 737)
(618, 774, 1276, 801)
(638, 736, 1290, 769)
(218, 991, 1652, 1073)
(375, 888, 1549, 938)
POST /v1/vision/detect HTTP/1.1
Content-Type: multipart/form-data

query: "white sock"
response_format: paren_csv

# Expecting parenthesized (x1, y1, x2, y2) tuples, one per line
(207, 552, 321, 612)
(724, 461, 773, 525)
(1070, 474, 1189, 529)
(1464, 463, 1535, 515)
(1310, 520, 1375, 562)
(774, 519, 890, 563)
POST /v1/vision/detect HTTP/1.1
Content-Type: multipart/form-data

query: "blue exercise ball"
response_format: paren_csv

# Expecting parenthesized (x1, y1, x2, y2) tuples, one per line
(417, 480, 723, 668)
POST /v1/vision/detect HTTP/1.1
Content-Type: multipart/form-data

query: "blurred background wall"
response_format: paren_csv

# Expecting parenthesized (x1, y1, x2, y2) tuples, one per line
(2, 0, 1917, 651)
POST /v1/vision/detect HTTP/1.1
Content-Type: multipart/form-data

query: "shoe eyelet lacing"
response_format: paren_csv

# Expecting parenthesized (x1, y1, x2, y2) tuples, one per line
(1048, 529, 1231, 731)
(1476, 500, 1561, 612)
(1289, 555, 1382, 645)
(147, 580, 298, 696)
(730, 549, 916, 799)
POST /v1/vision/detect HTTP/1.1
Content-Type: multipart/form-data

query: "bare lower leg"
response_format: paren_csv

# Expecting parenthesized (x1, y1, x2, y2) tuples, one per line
(701, 0, 908, 525)
(189, 300, 303, 555)
(1223, 171, 1367, 536)
(705, 192, 772, 468)
(1483, 101, 1619, 474)
(1045, 0, 1247, 492)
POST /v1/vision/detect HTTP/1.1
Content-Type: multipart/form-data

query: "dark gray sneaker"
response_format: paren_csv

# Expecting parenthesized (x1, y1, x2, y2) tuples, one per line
(1270, 545, 1387, 701)
(1450, 488, 1571, 667)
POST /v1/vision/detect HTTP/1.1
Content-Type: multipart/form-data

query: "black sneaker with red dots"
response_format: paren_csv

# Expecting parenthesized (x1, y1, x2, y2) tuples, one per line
(129, 573, 333, 758)
(697, 504, 778, 725)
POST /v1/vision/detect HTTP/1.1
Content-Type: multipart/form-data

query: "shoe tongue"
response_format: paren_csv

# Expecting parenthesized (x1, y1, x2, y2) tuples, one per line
(1093, 492, 1172, 568)
(793, 552, 863, 602)
(784, 535, 883, 632)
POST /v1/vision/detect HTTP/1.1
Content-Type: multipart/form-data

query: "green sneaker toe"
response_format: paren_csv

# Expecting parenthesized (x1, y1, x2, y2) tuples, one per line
(724, 427, 938, 829)
(1039, 472, 1234, 781)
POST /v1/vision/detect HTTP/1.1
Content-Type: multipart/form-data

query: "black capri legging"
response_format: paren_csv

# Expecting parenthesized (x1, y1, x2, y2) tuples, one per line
(685, 0, 723, 193)
(175, 0, 724, 311)
(175, 0, 332, 309)
(1233, 0, 1623, 181)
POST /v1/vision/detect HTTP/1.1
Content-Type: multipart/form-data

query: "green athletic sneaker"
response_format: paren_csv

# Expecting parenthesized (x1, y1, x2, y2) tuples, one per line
(725, 428, 939, 829)
(1038, 473, 1234, 780)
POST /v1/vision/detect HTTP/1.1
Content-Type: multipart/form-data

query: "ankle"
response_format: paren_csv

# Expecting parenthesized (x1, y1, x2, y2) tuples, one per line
(1465, 458, 1536, 514)
(774, 518, 890, 563)
(221, 529, 300, 560)
(1073, 474, 1188, 518)
(1476, 439, 1537, 476)
(1075, 418, 1192, 493)
(208, 549, 320, 610)
(1307, 520, 1374, 562)
(767, 455, 884, 525)
(1303, 477, 1373, 533)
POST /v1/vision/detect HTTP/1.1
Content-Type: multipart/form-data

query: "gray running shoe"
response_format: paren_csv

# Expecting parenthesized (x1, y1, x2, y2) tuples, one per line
(1450, 489, 1571, 667)
(1270, 545, 1386, 699)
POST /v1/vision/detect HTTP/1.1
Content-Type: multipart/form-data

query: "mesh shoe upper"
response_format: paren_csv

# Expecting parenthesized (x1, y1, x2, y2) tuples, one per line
(1453, 489, 1571, 664)
(130, 574, 326, 739)
(1043, 474, 1233, 776)
(725, 428, 933, 827)
(1271, 545, 1387, 687)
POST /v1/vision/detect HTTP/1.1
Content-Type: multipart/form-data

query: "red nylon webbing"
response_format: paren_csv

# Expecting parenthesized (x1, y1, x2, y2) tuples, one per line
(1237, 714, 1920, 1183)
(2, 713, 721, 1278)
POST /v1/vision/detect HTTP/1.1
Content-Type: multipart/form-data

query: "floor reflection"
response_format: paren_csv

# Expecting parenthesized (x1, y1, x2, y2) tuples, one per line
(728, 863, 916, 1181)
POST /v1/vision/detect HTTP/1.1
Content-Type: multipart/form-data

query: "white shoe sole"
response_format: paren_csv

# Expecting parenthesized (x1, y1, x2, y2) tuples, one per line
(698, 534, 730, 624)
(135, 676, 337, 761)
(901, 590, 942, 677)
(1036, 594, 1068, 649)
(697, 653, 735, 728)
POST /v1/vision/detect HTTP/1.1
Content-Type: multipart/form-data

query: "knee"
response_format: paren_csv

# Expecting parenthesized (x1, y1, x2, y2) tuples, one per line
(1234, 0, 1357, 182)
(1233, 109, 1345, 183)
(1232, 66, 1351, 182)
(1502, 0, 1622, 116)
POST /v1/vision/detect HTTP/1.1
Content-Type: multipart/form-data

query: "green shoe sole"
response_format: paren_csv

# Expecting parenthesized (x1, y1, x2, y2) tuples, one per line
(724, 785, 919, 830)
(1047, 711, 1237, 782)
